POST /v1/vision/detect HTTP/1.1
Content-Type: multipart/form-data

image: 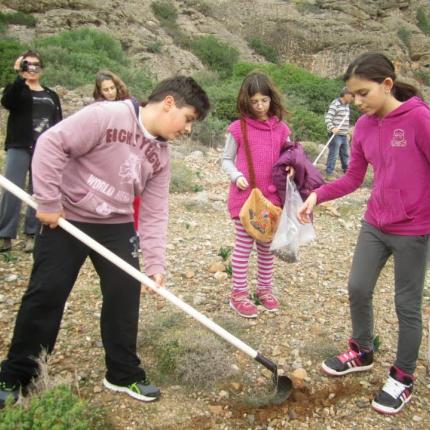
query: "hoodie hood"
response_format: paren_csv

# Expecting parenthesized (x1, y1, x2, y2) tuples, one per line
(363, 96, 429, 124)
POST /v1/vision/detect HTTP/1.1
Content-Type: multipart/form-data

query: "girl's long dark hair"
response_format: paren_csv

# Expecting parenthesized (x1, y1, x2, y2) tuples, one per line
(237, 71, 288, 120)
(343, 52, 422, 101)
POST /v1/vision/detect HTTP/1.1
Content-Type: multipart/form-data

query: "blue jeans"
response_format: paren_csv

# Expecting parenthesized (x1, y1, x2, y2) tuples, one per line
(326, 134, 349, 175)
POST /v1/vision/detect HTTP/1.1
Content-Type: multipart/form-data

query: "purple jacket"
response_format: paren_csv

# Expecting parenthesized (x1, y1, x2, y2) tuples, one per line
(315, 96, 430, 235)
(272, 141, 325, 205)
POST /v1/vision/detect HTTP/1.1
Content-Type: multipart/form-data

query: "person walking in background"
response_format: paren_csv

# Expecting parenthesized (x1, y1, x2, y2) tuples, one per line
(298, 52, 430, 415)
(0, 51, 62, 253)
(324, 88, 353, 179)
(222, 71, 293, 318)
(0, 75, 210, 409)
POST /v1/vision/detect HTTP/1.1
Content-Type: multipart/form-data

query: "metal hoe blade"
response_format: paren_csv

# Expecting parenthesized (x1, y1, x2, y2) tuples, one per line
(256, 353, 293, 404)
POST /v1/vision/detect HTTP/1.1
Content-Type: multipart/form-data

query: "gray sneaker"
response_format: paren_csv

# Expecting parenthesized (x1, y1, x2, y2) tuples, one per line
(0, 381, 19, 409)
(103, 377, 160, 402)
(23, 236, 34, 253)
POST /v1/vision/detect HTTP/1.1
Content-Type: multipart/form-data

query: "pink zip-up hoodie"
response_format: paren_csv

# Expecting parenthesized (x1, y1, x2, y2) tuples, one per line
(32, 99, 170, 275)
(315, 96, 430, 235)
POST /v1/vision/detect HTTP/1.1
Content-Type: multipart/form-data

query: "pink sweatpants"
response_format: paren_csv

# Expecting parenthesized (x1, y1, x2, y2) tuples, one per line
(231, 219, 274, 295)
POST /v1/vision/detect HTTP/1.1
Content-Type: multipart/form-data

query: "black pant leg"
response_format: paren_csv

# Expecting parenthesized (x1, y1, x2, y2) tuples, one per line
(88, 223, 145, 385)
(0, 225, 88, 386)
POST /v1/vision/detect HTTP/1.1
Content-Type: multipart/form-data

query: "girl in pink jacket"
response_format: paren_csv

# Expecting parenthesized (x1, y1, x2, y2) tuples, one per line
(299, 52, 430, 415)
(222, 72, 293, 318)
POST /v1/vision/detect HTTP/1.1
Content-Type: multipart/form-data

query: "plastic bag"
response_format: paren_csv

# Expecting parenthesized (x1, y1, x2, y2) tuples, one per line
(270, 177, 315, 262)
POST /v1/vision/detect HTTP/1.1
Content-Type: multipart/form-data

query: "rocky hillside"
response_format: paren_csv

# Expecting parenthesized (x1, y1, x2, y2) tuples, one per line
(1, 0, 430, 84)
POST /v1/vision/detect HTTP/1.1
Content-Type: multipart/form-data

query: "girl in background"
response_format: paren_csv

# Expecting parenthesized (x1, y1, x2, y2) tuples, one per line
(222, 71, 292, 318)
(93, 70, 140, 229)
(298, 52, 430, 415)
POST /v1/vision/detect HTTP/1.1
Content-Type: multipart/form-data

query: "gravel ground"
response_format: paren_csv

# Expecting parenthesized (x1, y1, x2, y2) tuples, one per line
(0, 145, 429, 429)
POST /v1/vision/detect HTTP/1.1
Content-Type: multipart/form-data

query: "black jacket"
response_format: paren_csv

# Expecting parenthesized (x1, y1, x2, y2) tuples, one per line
(1, 76, 62, 151)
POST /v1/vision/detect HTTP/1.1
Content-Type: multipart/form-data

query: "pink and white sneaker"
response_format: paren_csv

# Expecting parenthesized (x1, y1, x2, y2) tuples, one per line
(230, 292, 258, 318)
(257, 289, 279, 312)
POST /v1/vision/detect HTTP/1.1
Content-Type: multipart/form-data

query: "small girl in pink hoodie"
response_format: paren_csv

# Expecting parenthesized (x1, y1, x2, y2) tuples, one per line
(222, 71, 293, 318)
(299, 52, 430, 415)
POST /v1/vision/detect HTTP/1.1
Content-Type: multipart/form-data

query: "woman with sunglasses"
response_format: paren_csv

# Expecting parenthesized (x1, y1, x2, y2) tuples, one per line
(0, 50, 62, 253)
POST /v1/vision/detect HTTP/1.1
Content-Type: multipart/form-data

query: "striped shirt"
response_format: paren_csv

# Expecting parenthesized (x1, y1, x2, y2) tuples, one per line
(325, 98, 350, 134)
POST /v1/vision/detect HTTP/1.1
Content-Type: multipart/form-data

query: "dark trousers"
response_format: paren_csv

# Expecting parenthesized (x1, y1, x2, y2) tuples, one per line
(348, 221, 429, 374)
(0, 221, 145, 387)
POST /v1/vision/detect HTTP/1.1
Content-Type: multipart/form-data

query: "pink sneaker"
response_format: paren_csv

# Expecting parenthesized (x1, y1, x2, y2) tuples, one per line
(230, 292, 258, 318)
(257, 289, 279, 312)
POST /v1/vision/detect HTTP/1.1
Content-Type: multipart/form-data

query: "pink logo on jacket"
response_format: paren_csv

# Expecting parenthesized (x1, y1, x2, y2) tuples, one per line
(391, 129, 407, 147)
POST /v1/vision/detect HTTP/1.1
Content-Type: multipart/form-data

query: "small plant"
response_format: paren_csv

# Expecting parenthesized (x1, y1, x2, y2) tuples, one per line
(147, 40, 163, 53)
(0, 385, 112, 430)
(2, 251, 17, 263)
(398, 27, 411, 49)
(417, 7, 430, 34)
(250, 292, 262, 306)
(225, 262, 232, 277)
(373, 335, 381, 353)
(192, 184, 204, 192)
(218, 246, 231, 261)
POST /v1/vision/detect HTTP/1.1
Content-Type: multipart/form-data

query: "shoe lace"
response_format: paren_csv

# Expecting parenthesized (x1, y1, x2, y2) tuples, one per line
(381, 376, 409, 399)
(0, 381, 16, 392)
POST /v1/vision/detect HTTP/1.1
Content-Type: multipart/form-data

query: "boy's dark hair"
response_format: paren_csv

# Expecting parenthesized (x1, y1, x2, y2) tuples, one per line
(343, 52, 421, 102)
(147, 76, 210, 120)
(21, 50, 44, 68)
(237, 71, 288, 121)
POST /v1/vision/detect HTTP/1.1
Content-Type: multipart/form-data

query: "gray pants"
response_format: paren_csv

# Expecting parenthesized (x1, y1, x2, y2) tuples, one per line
(349, 221, 429, 374)
(0, 148, 38, 239)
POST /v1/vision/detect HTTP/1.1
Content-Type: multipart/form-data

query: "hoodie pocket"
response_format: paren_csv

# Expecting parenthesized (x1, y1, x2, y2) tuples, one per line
(380, 189, 413, 226)
(64, 191, 131, 218)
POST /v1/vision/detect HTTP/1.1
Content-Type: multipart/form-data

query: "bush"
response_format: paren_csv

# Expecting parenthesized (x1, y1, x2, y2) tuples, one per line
(398, 27, 411, 48)
(0, 38, 27, 88)
(248, 37, 278, 63)
(0, 385, 112, 430)
(191, 36, 239, 78)
(0, 11, 36, 29)
(151, 0, 177, 23)
(415, 69, 430, 86)
(288, 107, 326, 142)
(34, 28, 152, 98)
(170, 160, 204, 193)
(417, 7, 430, 34)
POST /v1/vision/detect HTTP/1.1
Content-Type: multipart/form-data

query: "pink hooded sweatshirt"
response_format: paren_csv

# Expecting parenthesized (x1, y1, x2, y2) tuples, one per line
(32, 99, 170, 275)
(315, 96, 430, 235)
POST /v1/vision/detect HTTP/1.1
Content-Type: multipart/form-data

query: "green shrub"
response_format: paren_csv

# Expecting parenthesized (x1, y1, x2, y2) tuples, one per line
(151, 0, 177, 23)
(417, 7, 430, 34)
(147, 40, 163, 53)
(415, 69, 430, 86)
(0, 11, 36, 28)
(185, 0, 212, 15)
(34, 28, 152, 97)
(0, 38, 27, 88)
(288, 107, 326, 142)
(398, 27, 411, 48)
(191, 36, 239, 78)
(0, 385, 112, 430)
(248, 37, 278, 63)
